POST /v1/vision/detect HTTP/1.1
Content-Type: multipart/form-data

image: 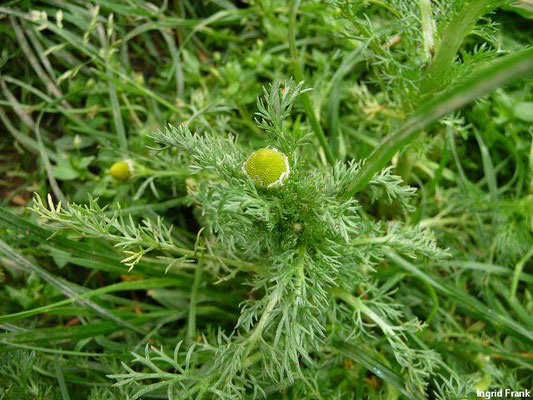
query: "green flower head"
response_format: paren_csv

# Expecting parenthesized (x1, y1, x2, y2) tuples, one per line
(243, 148, 290, 188)
(110, 159, 134, 181)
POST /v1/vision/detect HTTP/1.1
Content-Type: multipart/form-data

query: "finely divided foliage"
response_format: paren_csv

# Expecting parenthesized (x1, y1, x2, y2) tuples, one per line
(33, 80, 449, 397)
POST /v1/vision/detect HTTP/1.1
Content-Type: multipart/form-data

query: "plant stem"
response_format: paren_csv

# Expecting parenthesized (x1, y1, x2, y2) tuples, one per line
(418, 0, 435, 62)
(158, 244, 265, 274)
(420, 0, 500, 93)
(510, 245, 533, 300)
(141, 168, 189, 178)
(289, 0, 335, 165)
(419, 281, 439, 334)
(248, 288, 282, 344)
(246, 245, 305, 354)
(187, 256, 204, 341)
(343, 46, 533, 199)
(351, 237, 389, 246)
(330, 287, 394, 336)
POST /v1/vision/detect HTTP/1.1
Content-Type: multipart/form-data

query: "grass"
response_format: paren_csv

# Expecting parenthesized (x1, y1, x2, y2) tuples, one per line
(0, 0, 532, 399)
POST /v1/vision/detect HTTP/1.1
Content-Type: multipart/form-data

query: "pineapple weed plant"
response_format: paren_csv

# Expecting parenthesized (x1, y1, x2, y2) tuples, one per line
(0, 0, 532, 399)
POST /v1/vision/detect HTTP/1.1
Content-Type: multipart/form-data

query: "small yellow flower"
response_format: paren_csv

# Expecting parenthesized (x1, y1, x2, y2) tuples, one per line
(110, 159, 134, 181)
(243, 148, 290, 188)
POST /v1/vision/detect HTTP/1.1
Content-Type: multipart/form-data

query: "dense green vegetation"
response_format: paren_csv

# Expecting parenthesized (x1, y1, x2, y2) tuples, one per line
(0, 0, 532, 399)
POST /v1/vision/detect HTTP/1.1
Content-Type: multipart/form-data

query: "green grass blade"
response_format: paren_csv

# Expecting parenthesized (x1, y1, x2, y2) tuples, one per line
(54, 355, 72, 400)
(332, 340, 427, 400)
(0, 278, 181, 324)
(289, 0, 335, 165)
(386, 251, 533, 346)
(0, 238, 145, 334)
(344, 46, 533, 199)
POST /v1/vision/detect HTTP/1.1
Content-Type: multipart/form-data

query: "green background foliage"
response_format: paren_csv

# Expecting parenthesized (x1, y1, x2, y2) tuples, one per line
(0, 0, 532, 399)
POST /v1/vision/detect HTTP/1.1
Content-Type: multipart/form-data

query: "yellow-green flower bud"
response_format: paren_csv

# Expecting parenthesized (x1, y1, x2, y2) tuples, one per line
(243, 148, 289, 188)
(110, 159, 134, 181)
